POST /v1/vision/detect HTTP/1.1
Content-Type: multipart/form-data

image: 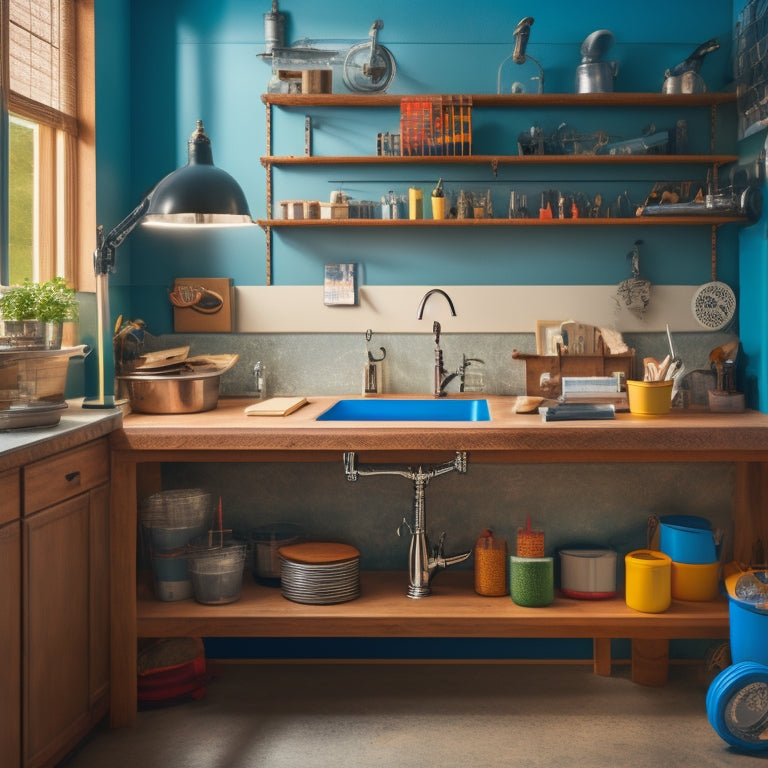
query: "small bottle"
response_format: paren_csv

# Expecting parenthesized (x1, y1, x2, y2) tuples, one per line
(253, 361, 267, 399)
(474, 529, 508, 596)
(431, 178, 445, 220)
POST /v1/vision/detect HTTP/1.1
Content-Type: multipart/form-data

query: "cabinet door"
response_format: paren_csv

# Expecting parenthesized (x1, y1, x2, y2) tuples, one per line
(0, 520, 21, 768)
(23, 495, 90, 768)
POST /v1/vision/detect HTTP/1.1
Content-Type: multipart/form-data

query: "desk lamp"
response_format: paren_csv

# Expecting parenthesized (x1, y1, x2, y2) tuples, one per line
(84, 121, 253, 408)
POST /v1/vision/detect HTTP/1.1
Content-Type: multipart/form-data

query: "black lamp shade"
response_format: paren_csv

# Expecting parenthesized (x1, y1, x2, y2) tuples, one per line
(143, 163, 252, 224)
(143, 120, 252, 225)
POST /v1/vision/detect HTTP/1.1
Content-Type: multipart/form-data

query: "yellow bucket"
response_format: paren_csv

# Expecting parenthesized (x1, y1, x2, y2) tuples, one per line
(627, 380, 673, 415)
(671, 560, 720, 601)
(625, 549, 672, 613)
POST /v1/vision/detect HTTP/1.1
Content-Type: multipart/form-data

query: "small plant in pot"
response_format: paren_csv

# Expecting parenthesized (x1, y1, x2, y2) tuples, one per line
(0, 277, 79, 350)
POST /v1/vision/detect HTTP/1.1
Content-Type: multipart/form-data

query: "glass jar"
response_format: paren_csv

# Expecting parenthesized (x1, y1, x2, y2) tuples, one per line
(474, 529, 508, 596)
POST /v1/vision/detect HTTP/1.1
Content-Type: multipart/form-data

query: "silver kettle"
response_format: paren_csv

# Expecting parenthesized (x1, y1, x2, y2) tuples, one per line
(661, 38, 719, 95)
(575, 30, 617, 94)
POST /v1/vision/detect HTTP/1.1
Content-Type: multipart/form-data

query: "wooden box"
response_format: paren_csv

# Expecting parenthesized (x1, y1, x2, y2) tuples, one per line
(512, 350, 635, 399)
(320, 202, 349, 219)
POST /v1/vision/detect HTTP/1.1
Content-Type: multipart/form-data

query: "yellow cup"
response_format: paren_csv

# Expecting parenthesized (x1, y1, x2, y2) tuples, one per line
(431, 195, 445, 220)
(625, 549, 671, 613)
(627, 380, 673, 415)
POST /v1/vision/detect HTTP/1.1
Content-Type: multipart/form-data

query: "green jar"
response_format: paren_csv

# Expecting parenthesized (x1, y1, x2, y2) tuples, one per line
(509, 555, 554, 607)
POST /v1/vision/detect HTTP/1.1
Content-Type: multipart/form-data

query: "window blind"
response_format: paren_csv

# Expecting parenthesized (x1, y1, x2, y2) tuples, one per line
(8, 0, 76, 132)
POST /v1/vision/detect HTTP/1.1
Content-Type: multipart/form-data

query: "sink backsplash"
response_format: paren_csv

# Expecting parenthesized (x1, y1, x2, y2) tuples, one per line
(149, 331, 738, 399)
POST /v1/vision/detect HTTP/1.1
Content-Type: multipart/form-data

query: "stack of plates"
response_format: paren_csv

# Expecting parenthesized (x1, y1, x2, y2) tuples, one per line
(278, 542, 360, 605)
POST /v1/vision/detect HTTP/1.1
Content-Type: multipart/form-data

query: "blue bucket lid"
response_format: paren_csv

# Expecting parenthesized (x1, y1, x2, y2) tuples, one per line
(707, 661, 768, 752)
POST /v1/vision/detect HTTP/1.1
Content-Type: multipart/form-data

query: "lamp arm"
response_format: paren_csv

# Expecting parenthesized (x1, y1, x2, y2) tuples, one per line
(94, 194, 152, 275)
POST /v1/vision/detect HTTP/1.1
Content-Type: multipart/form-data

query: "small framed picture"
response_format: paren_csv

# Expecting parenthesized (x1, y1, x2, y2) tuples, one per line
(536, 321, 563, 356)
(324, 263, 357, 306)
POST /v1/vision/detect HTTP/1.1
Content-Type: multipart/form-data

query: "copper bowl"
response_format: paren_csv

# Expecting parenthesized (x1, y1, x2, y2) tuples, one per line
(118, 370, 223, 414)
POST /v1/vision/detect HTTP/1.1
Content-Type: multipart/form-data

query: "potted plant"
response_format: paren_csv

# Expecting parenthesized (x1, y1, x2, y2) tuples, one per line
(0, 277, 79, 350)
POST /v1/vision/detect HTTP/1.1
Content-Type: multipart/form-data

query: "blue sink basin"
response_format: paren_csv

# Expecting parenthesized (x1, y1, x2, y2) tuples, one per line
(316, 398, 490, 422)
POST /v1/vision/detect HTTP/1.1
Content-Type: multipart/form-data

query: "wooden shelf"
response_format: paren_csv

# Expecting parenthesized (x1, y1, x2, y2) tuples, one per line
(262, 154, 739, 167)
(262, 92, 737, 108)
(258, 216, 747, 228)
(137, 570, 728, 641)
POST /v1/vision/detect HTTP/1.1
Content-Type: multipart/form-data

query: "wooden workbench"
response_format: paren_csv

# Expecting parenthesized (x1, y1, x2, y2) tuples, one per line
(110, 396, 768, 727)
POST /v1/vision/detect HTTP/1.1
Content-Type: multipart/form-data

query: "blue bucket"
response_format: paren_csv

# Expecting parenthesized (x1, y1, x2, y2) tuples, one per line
(659, 515, 716, 564)
(729, 597, 768, 666)
(707, 661, 768, 752)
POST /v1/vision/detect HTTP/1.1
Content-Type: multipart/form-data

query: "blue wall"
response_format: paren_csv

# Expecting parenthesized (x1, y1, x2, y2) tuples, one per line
(90, 0, 747, 339)
(92, 0, 768, 413)
(734, 2, 768, 412)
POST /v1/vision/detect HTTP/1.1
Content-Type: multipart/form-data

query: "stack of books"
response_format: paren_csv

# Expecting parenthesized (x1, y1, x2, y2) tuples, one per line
(399, 95, 472, 156)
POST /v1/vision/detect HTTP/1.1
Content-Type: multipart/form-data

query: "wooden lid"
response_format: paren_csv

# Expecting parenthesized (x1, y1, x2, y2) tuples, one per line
(278, 541, 360, 564)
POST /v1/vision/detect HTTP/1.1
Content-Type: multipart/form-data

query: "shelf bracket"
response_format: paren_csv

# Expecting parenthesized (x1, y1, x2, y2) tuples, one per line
(265, 103, 274, 285)
(490, 158, 499, 178)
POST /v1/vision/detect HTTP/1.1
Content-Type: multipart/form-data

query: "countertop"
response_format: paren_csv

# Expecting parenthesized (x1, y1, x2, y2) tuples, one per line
(111, 395, 768, 460)
(0, 399, 122, 471)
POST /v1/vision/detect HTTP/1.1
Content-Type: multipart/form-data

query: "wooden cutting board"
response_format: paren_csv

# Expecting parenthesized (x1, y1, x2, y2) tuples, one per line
(244, 396, 308, 416)
(278, 542, 360, 564)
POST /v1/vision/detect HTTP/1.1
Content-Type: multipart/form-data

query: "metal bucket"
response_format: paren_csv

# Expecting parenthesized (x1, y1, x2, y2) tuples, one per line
(0, 320, 63, 350)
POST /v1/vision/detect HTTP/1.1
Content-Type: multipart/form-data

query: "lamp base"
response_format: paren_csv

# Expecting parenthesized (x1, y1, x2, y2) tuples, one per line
(82, 395, 128, 410)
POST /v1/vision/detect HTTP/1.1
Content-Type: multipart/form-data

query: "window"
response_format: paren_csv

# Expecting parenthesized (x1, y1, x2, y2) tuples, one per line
(1, 0, 94, 289)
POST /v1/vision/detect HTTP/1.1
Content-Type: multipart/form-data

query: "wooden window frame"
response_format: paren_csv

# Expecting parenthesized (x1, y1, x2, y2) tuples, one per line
(2, 0, 95, 292)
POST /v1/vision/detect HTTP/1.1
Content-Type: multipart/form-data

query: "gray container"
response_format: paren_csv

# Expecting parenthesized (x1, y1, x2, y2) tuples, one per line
(188, 543, 246, 605)
(148, 522, 207, 553)
(152, 551, 193, 602)
(250, 523, 304, 585)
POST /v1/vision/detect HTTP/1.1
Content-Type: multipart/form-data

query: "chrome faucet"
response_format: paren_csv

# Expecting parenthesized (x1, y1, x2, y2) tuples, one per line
(343, 451, 471, 598)
(416, 288, 456, 319)
(417, 289, 458, 398)
(432, 321, 459, 397)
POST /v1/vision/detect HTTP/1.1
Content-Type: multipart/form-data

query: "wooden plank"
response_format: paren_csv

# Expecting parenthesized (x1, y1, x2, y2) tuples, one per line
(111, 397, 768, 459)
(261, 154, 739, 167)
(136, 571, 729, 642)
(256, 216, 747, 228)
(262, 93, 736, 108)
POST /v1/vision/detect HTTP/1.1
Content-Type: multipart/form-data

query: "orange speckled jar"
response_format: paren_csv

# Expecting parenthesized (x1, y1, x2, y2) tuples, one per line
(474, 530, 508, 596)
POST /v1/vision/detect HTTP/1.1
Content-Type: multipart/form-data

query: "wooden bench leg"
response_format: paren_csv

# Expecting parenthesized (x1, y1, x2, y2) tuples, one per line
(631, 639, 669, 686)
(593, 637, 612, 676)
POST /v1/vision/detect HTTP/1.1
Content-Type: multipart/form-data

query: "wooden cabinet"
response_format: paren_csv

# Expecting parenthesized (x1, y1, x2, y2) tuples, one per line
(0, 469, 21, 768)
(21, 438, 110, 768)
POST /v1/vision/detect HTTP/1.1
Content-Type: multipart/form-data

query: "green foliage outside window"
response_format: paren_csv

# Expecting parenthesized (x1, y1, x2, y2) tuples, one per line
(8, 118, 34, 284)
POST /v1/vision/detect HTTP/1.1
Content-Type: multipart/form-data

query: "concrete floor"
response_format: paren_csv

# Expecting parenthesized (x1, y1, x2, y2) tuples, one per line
(60, 662, 761, 768)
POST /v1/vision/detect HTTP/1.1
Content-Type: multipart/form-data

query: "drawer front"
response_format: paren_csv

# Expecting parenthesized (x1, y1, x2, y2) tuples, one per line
(0, 469, 21, 525)
(23, 439, 109, 514)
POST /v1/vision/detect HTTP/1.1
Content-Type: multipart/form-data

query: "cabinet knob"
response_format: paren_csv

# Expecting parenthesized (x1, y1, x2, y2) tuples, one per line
(65, 470, 81, 483)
